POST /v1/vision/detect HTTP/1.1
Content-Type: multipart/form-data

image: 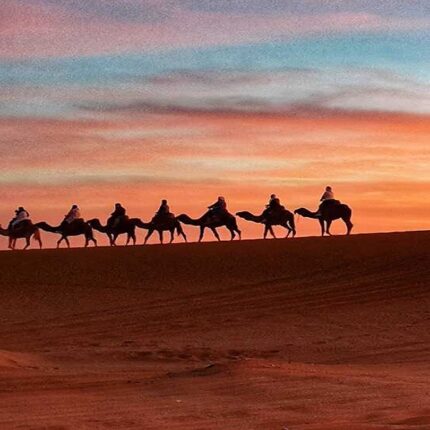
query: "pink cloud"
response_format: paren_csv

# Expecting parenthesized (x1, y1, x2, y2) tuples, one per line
(1, 1, 428, 59)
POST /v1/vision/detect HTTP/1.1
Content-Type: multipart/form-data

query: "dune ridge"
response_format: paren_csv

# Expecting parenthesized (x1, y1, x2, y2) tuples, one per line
(0, 231, 429, 429)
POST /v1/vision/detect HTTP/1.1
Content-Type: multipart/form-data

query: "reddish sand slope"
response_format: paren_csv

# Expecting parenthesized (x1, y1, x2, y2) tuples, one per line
(0, 231, 429, 429)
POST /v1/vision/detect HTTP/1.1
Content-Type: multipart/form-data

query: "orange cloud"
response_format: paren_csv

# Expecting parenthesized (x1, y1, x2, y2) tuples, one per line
(0, 109, 429, 249)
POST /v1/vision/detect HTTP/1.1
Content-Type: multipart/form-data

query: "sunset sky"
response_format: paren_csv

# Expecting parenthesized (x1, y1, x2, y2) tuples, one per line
(1, 1, 429, 246)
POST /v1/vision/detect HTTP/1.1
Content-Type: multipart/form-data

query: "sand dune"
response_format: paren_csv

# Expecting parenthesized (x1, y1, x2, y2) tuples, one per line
(0, 231, 429, 429)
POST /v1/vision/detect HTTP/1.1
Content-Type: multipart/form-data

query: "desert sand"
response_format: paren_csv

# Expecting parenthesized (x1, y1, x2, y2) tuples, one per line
(0, 231, 429, 429)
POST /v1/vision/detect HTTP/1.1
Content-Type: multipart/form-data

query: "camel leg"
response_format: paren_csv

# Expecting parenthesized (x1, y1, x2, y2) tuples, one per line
(180, 231, 187, 242)
(326, 220, 333, 236)
(158, 230, 164, 244)
(9, 237, 18, 249)
(34, 236, 42, 249)
(263, 225, 268, 239)
(198, 226, 205, 242)
(65, 237, 71, 248)
(319, 219, 325, 236)
(236, 227, 241, 240)
(23, 237, 30, 250)
(344, 218, 353, 235)
(290, 220, 297, 238)
(291, 226, 296, 238)
(144, 229, 154, 245)
(131, 231, 136, 245)
(229, 228, 235, 241)
(112, 233, 119, 246)
(281, 222, 291, 238)
(211, 227, 221, 241)
(283, 224, 291, 238)
(169, 229, 174, 243)
(57, 237, 64, 248)
(92, 237, 97, 247)
(269, 226, 276, 239)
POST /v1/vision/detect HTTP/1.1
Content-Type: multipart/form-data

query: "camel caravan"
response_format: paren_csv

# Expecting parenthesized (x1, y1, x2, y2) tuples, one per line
(0, 187, 353, 250)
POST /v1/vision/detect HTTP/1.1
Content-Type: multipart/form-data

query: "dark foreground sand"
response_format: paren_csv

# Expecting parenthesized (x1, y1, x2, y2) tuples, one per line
(0, 231, 429, 429)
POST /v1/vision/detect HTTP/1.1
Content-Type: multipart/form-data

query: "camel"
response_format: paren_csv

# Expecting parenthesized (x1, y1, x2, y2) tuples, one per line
(236, 208, 296, 239)
(177, 212, 241, 242)
(35, 219, 97, 248)
(294, 203, 353, 236)
(87, 218, 140, 246)
(0, 220, 42, 250)
(135, 215, 187, 244)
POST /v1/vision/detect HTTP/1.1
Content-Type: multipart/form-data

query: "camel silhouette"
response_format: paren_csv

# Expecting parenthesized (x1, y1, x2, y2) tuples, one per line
(294, 204, 353, 236)
(87, 218, 140, 246)
(36, 219, 97, 248)
(236, 209, 296, 239)
(177, 212, 241, 242)
(135, 216, 187, 244)
(0, 220, 42, 250)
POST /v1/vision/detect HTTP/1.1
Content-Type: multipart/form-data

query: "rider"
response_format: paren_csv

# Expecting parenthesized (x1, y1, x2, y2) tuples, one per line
(156, 199, 170, 216)
(108, 203, 127, 228)
(262, 194, 284, 222)
(62, 204, 81, 227)
(317, 186, 337, 215)
(9, 207, 30, 231)
(268, 194, 277, 205)
(153, 199, 171, 222)
(207, 196, 227, 220)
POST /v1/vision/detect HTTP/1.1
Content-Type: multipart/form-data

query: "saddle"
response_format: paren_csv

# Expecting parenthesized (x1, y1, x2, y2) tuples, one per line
(262, 205, 285, 222)
(108, 215, 129, 228)
(204, 210, 229, 225)
(68, 218, 85, 227)
(321, 199, 341, 207)
(9, 219, 31, 233)
(152, 212, 175, 224)
(319, 199, 341, 216)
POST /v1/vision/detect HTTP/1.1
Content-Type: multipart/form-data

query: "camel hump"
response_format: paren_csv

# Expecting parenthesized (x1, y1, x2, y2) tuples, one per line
(152, 212, 175, 225)
(72, 218, 85, 226)
(11, 219, 33, 232)
(17, 219, 32, 227)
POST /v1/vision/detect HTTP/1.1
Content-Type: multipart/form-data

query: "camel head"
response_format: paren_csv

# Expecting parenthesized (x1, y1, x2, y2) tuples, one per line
(236, 211, 253, 220)
(177, 214, 191, 223)
(294, 208, 319, 219)
(294, 208, 306, 216)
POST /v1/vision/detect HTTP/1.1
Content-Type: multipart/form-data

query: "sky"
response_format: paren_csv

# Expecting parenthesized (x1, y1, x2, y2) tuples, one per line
(0, 0, 429, 247)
